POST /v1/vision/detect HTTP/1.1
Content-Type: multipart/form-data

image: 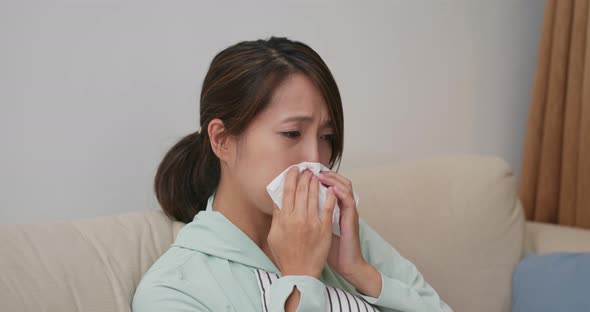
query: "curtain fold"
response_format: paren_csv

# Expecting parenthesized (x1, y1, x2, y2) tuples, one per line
(520, 0, 590, 229)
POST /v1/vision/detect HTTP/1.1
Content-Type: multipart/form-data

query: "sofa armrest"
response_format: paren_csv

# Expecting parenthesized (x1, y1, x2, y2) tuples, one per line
(524, 221, 590, 254)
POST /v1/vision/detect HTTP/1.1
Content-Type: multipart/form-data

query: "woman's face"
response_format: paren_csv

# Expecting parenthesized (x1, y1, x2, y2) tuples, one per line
(227, 73, 335, 215)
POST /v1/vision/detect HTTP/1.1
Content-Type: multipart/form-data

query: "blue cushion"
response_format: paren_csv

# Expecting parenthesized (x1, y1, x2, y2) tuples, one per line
(512, 252, 590, 312)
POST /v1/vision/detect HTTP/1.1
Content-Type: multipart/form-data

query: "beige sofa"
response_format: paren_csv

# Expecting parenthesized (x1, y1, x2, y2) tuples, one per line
(2, 155, 590, 312)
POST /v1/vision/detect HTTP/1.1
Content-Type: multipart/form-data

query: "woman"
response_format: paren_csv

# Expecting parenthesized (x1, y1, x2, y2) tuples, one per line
(132, 37, 452, 312)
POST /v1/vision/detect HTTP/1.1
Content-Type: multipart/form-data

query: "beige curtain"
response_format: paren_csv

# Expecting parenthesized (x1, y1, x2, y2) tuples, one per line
(520, 0, 590, 229)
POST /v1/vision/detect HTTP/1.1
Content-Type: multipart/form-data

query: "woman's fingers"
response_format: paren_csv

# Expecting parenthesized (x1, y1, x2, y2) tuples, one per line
(294, 170, 312, 217)
(270, 203, 281, 228)
(308, 174, 319, 220)
(322, 187, 337, 227)
(319, 172, 355, 207)
(282, 167, 300, 214)
(333, 186, 356, 208)
(319, 171, 353, 192)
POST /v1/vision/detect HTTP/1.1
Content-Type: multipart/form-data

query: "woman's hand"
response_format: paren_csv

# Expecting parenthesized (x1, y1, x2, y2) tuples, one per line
(318, 171, 382, 298)
(268, 167, 337, 279)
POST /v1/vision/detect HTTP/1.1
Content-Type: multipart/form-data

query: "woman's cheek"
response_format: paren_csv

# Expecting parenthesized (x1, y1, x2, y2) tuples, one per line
(318, 140, 332, 161)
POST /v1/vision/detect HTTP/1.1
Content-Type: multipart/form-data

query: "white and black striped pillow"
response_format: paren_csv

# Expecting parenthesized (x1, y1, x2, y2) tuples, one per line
(255, 269, 379, 312)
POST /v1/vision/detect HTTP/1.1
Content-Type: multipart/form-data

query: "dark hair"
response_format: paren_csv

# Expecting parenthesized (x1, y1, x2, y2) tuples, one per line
(154, 37, 344, 223)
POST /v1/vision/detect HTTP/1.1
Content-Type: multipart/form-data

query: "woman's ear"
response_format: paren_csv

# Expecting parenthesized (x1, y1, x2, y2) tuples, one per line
(208, 118, 233, 162)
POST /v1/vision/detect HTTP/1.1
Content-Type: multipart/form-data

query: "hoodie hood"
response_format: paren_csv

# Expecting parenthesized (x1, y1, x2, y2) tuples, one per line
(171, 193, 280, 273)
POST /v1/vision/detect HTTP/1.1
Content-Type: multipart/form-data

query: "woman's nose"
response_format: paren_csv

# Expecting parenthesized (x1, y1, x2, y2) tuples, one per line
(302, 140, 321, 163)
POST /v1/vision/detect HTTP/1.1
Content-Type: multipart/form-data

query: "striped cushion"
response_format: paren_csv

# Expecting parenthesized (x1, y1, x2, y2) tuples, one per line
(255, 269, 379, 312)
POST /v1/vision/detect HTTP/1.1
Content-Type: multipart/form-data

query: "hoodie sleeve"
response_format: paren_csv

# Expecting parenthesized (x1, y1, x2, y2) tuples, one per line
(355, 219, 454, 312)
(267, 275, 327, 311)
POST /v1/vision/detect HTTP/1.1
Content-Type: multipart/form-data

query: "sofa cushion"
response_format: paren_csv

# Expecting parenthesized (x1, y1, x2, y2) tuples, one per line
(512, 252, 590, 312)
(525, 222, 590, 254)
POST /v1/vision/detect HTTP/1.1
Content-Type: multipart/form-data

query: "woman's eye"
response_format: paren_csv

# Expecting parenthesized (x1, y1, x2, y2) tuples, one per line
(320, 134, 335, 142)
(281, 131, 301, 139)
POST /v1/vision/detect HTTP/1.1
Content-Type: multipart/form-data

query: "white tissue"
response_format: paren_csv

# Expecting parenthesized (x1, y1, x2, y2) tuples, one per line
(266, 162, 359, 236)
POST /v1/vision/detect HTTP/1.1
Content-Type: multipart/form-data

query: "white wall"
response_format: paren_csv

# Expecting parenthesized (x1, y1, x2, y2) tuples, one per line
(0, 0, 545, 224)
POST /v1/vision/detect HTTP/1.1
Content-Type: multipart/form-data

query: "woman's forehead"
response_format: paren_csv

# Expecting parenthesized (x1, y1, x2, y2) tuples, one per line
(264, 74, 329, 120)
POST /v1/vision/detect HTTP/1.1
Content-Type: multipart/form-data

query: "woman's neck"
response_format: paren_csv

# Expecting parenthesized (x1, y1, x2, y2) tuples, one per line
(211, 179, 275, 259)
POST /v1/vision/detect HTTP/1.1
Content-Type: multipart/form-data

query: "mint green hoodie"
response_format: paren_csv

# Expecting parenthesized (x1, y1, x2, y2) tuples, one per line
(132, 194, 453, 312)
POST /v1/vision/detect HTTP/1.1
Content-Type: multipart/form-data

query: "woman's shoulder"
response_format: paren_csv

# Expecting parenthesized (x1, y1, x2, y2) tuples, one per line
(132, 246, 217, 312)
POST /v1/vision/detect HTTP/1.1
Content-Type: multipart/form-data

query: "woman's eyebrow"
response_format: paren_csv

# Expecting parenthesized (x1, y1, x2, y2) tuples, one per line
(281, 115, 333, 127)
(322, 119, 334, 128)
(281, 115, 313, 124)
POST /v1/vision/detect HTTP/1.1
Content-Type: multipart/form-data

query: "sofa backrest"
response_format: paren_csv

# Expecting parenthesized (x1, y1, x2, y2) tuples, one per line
(0, 210, 183, 312)
(0, 155, 525, 312)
